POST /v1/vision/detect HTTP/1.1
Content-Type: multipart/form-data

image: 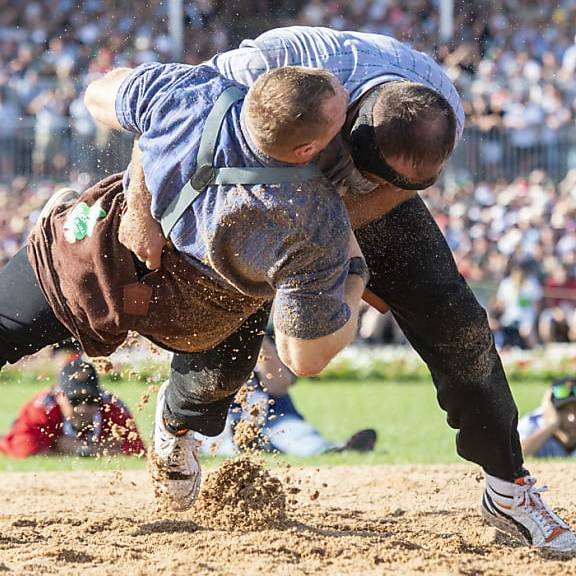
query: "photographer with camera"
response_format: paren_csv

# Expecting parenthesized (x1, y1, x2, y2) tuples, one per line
(519, 377, 576, 457)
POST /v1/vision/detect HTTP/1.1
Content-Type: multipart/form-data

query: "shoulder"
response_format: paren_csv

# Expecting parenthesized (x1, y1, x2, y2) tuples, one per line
(262, 177, 348, 232)
(120, 63, 238, 109)
(272, 179, 350, 268)
(253, 26, 395, 52)
(16, 391, 61, 427)
(220, 174, 346, 221)
(250, 26, 339, 49)
(213, 179, 349, 268)
(127, 62, 221, 85)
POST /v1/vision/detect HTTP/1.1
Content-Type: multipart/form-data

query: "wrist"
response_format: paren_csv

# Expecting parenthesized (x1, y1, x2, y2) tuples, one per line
(348, 256, 370, 287)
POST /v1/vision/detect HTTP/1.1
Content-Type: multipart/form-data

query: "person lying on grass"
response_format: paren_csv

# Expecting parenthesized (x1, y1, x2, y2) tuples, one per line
(0, 359, 145, 458)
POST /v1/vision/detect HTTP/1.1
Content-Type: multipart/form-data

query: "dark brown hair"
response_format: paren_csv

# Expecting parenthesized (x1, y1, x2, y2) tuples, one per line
(372, 81, 457, 166)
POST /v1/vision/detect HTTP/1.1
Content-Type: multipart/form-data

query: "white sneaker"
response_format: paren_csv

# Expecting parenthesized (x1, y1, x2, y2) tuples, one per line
(149, 381, 202, 512)
(482, 473, 576, 554)
(38, 187, 79, 221)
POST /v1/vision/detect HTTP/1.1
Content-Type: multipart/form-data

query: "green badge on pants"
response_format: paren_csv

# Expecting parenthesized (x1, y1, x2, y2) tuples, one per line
(63, 200, 106, 244)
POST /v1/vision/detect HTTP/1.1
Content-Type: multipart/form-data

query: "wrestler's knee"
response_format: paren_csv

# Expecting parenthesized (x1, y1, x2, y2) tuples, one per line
(169, 352, 254, 404)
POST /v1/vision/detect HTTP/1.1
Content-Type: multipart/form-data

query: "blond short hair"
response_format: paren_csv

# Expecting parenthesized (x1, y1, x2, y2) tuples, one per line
(245, 66, 338, 153)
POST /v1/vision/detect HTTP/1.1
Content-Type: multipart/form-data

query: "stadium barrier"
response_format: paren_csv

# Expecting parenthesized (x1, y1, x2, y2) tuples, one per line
(0, 118, 133, 181)
(2, 121, 576, 183)
(448, 125, 576, 183)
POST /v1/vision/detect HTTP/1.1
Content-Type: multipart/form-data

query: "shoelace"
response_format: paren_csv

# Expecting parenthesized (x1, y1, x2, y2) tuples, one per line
(514, 476, 568, 538)
(167, 436, 200, 473)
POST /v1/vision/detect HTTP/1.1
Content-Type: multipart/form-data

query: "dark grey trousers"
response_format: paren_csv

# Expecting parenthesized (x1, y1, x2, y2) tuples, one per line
(355, 195, 524, 480)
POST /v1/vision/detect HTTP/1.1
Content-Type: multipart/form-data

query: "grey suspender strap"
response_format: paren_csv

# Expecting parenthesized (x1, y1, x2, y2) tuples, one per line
(160, 86, 244, 237)
(160, 85, 324, 237)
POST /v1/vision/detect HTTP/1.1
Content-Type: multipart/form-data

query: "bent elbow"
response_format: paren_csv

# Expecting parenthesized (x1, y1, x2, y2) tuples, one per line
(285, 357, 330, 378)
(277, 335, 340, 377)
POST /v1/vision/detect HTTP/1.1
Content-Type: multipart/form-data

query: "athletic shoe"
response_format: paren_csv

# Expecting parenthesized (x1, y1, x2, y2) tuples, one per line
(38, 187, 79, 221)
(148, 381, 202, 512)
(341, 428, 377, 452)
(482, 473, 576, 554)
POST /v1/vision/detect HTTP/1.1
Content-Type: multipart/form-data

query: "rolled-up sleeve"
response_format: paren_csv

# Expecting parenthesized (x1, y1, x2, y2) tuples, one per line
(270, 209, 351, 340)
(273, 264, 351, 339)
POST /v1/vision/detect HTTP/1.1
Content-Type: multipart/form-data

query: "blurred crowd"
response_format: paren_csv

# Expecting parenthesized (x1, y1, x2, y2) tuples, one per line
(3, 0, 576, 349)
(5, 168, 576, 350)
(3, 0, 576, 169)
(430, 169, 576, 349)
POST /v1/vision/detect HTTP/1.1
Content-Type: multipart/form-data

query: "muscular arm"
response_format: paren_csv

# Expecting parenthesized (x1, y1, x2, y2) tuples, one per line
(118, 139, 167, 269)
(257, 336, 296, 395)
(86, 65, 169, 267)
(275, 233, 366, 377)
(84, 68, 133, 130)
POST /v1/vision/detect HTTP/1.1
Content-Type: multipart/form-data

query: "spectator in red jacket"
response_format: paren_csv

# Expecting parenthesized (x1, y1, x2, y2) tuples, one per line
(0, 359, 145, 458)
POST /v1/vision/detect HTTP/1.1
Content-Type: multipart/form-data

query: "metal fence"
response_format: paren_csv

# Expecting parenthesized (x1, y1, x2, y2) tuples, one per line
(448, 125, 576, 183)
(2, 119, 576, 183)
(0, 118, 134, 181)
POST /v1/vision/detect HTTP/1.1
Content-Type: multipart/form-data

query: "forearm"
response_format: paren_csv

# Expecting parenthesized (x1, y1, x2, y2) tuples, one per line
(126, 139, 151, 208)
(520, 423, 559, 457)
(119, 139, 167, 269)
(84, 67, 133, 130)
(257, 336, 296, 395)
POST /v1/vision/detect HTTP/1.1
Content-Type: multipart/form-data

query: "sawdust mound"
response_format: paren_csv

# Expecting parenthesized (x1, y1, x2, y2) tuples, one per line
(192, 456, 287, 530)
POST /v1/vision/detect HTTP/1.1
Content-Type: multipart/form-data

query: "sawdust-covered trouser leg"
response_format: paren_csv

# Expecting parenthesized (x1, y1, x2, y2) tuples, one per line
(149, 307, 269, 512)
(356, 195, 523, 478)
(356, 195, 576, 554)
(0, 247, 72, 370)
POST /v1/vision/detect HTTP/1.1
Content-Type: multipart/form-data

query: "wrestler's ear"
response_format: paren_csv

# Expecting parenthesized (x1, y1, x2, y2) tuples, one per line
(292, 142, 316, 163)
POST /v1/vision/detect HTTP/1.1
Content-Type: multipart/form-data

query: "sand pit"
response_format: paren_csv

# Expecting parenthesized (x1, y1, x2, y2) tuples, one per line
(0, 461, 575, 575)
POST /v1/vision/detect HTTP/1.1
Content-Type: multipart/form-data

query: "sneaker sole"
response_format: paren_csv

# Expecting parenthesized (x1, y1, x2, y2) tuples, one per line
(481, 504, 530, 546)
(482, 504, 576, 556)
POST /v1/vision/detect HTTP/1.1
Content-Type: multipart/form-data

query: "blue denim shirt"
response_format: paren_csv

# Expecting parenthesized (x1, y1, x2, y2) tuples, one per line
(207, 26, 464, 141)
(115, 62, 351, 339)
